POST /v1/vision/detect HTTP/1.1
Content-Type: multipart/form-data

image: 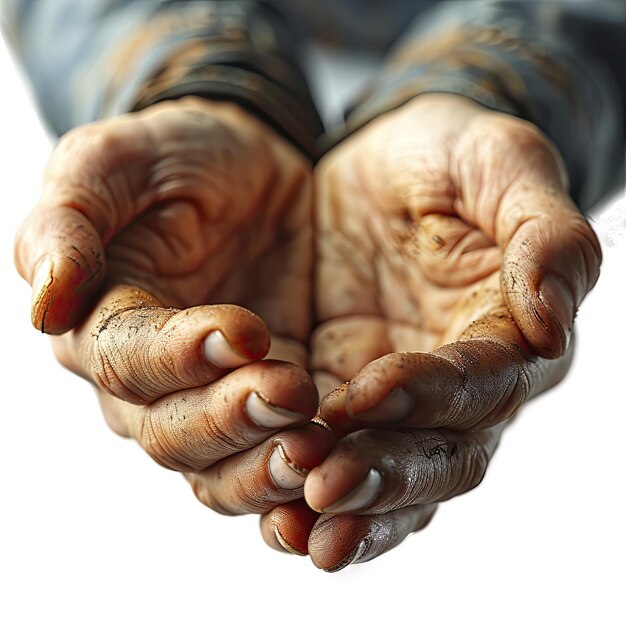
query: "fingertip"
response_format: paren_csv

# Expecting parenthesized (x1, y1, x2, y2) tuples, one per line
(535, 274, 574, 358)
(261, 501, 320, 556)
(247, 360, 320, 420)
(220, 305, 271, 361)
(18, 208, 106, 334)
(303, 468, 326, 513)
(503, 266, 572, 360)
(318, 382, 350, 433)
(203, 330, 255, 369)
(30, 252, 104, 334)
(502, 210, 601, 359)
(344, 353, 416, 417)
(308, 514, 370, 572)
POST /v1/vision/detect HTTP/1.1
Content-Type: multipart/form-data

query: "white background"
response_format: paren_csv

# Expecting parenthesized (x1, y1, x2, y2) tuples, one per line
(1, 32, 625, 626)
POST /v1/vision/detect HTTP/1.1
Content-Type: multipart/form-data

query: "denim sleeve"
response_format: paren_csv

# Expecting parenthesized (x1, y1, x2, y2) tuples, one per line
(344, 0, 625, 209)
(1, 0, 323, 158)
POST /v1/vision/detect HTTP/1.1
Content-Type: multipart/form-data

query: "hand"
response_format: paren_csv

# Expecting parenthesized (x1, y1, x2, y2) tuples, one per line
(277, 93, 601, 570)
(14, 97, 335, 528)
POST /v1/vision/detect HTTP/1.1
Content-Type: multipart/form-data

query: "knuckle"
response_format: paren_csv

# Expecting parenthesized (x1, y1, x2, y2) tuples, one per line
(465, 115, 563, 182)
(473, 114, 548, 152)
(188, 475, 240, 516)
(139, 409, 196, 472)
(231, 475, 275, 513)
(398, 431, 490, 505)
(85, 326, 146, 403)
(55, 125, 116, 168)
(405, 431, 455, 504)
(201, 407, 244, 455)
(48, 125, 125, 230)
(84, 307, 175, 404)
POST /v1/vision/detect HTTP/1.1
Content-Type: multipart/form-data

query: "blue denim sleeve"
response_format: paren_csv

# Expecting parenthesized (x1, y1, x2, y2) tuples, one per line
(1, 0, 323, 158)
(344, 0, 625, 209)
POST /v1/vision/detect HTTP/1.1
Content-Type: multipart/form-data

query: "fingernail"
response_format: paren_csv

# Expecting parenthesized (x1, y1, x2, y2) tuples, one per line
(246, 392, 307, 429)
(538, 275, 574, 351)
(310, 415, 332, 432)
(323, 468, 382, 513)
(269, 444, 308, 489)
(354, 388, 413, 421)
(203, 330, 253, 368)
(31, 257, 54, 332)
(274, 526, 307, 556)
(324, 538, 370, 573)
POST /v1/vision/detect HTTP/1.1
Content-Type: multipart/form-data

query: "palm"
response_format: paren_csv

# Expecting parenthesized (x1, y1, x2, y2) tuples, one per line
(92, 99, 313, 346)
(313, 97, 504, 389)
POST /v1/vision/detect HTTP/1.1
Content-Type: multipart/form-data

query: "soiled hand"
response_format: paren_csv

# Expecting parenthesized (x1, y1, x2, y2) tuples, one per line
(15, 94, 601, 571)
(14, 98, 335, 531)
(262, 94, 600, 570)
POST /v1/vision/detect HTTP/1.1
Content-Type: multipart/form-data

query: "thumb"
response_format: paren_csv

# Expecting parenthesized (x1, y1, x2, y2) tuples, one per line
(453, 115, 602, 359)
(14, 116, 157, 334)
(500, 187, 601, 359)
(15, 207, 105, 334)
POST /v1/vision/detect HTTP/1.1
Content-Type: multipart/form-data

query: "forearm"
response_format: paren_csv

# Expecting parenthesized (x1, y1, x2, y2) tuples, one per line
(1, 0, 323, 158)
(344, 0, 625, 209)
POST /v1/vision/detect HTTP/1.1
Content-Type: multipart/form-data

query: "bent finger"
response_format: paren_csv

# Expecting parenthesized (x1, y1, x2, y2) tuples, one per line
(186, 423, 335, 515)
(260, 500, 320, 557)
(455, 115, 601, 359)
(304, 425, 502, 515)
(321, 306, 572, 435)
(500, 194, 601, 359)
(98, 359, 318, 472)
(14, 116, 158, 334)
(308, 504, 437, 572)
(53, 284, 270, 404)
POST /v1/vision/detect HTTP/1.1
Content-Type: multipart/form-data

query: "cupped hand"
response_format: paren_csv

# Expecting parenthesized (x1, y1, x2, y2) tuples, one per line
(14, 98, 335, 528)
(278, 93, 600, 571)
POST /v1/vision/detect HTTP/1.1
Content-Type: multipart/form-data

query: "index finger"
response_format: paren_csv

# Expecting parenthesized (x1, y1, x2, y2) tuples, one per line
(320, 304, 572, 435)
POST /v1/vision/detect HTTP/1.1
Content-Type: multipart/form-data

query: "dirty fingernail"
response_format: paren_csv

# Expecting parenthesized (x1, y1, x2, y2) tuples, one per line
(246, 392, 307, 429)
(274, 526, 307, 556)
(323, 468, 382, 513)
(324, 538, 370, 573)
(538, 275, 574, 352)
(354, 388, 413, 421)
(269, 444, 308, 489)
(31, 257, 54, 331)
(203, 330, 253, 368)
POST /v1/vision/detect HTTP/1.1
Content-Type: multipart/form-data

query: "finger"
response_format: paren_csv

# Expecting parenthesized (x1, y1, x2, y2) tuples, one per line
(305, 425, 502, 515)
(186, 422, 335, 515)
(320, 306, 572, 435)
(311, 316, 395, 401)
(500, 192, 601, 359)
(454, 115, 602, 359)
(16, 209, 105, 335)
(14, 116, 159, 334)
(260, 500, 320, 557)
(308, 504, 437, 572)
(52, 284, 271, 404)
(98, 360, 319, 472)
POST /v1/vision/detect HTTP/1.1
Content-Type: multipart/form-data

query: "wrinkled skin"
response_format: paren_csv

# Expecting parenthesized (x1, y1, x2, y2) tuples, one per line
(15, 94, 601, 571)
(15, 98, 335, 520)
(264, 95, 600, 569)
